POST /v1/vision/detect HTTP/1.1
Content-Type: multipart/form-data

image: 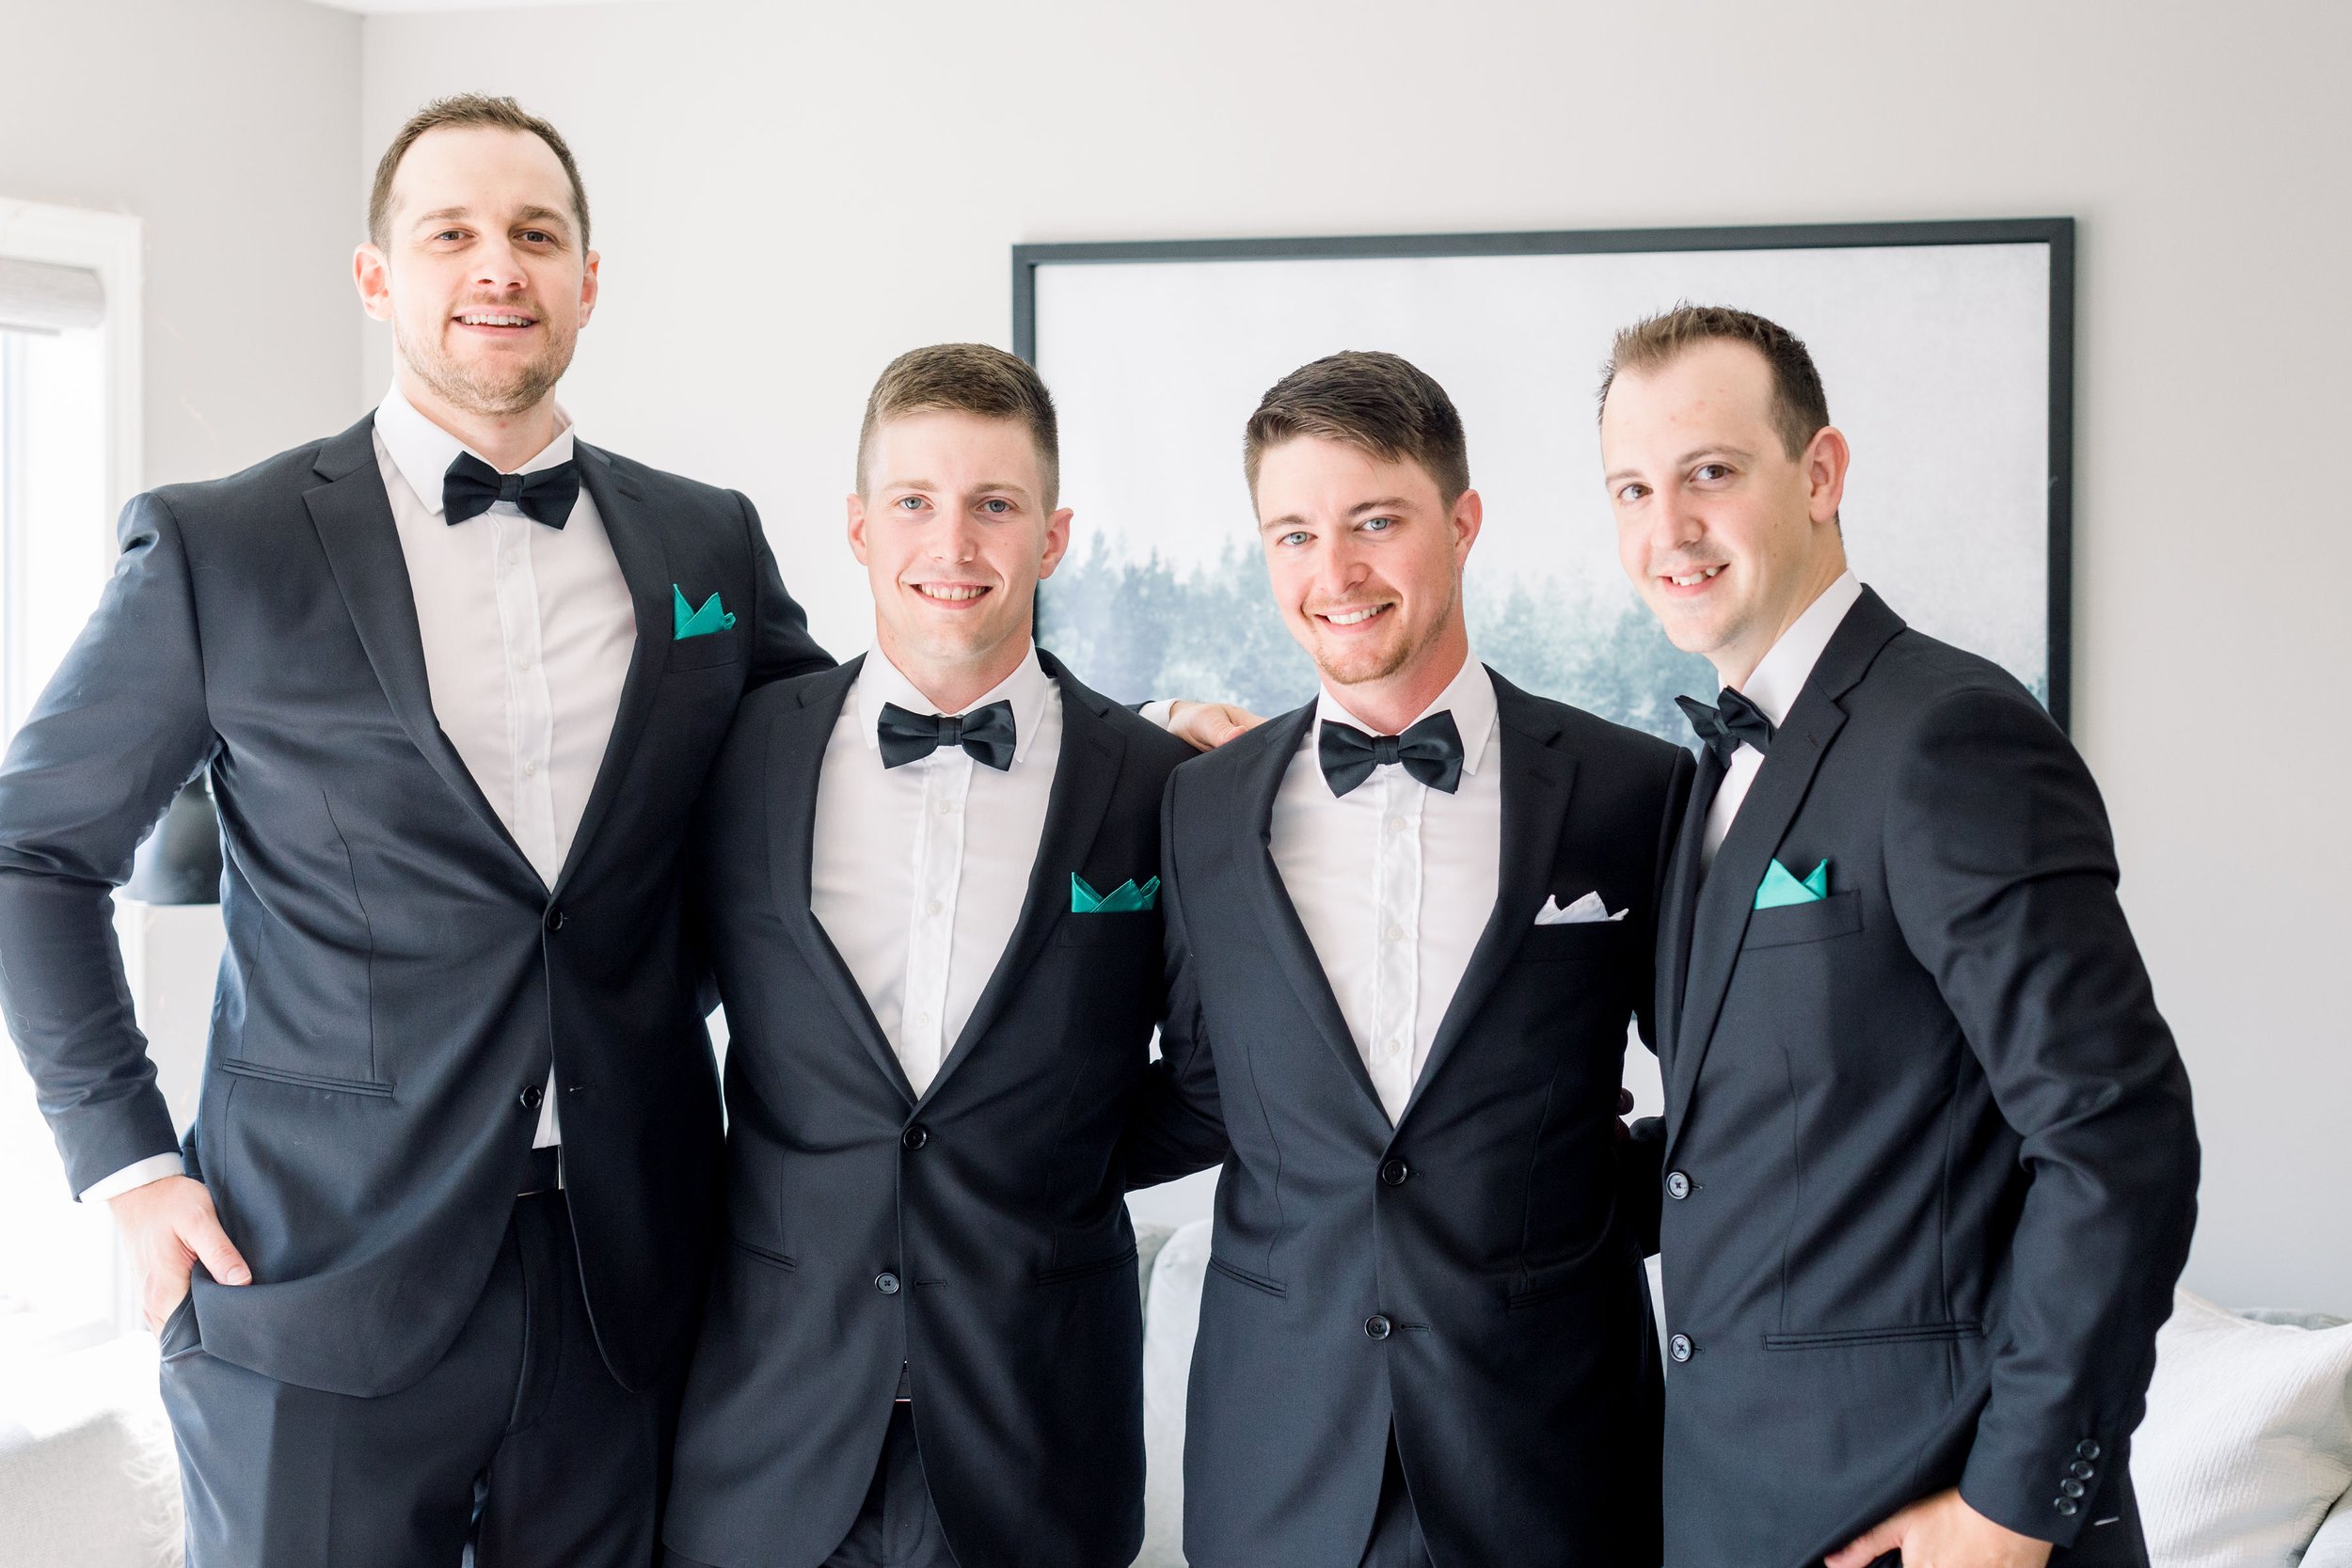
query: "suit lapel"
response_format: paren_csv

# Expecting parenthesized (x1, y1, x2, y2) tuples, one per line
(1396, 674, 1575, 1128)
(1234, 705, 1391, 1124)
(303, 417, 539, 891)
(551, 443, 674, 897)
(1654, 747, 1722, 1072)
(1663, 591, 1907, 1147)
(765, 657, 916, 1105)
(917, 653, 1120, 1107)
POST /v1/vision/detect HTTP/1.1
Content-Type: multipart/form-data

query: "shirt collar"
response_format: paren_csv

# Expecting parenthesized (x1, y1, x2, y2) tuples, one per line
(374, 382, 577, 517)
(1311, 649, 1499, 777)
(856, 642, 1053, 767)
(1736, 570, 1864, 729)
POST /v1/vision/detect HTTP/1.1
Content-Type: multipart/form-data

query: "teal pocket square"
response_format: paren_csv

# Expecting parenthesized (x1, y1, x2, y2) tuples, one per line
(1755, 858, 1829, 911)
(1072, 874, 1159, 913)
(673, 584, 737, 641)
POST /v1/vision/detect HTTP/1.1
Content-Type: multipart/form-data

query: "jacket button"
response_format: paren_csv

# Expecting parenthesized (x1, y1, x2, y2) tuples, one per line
(544, 907, 566, 932)
(1364, 1315, 1392, 1340)
(1665, 1170, 1692, 1200)
(2076, 1439, 2102, 1460)
(1668, 1333, 1693, 1363)
(875, 1272, 900, 1295)
(901, 1125, 930, 1150)
(2054, 1497, 2079, 1517)
(2059, 1479, 2085, 1499)
(1379, 1159, 1410, 1187)
(518, 1085, 544, 1111)
(2069, 1459, 2094, 1481)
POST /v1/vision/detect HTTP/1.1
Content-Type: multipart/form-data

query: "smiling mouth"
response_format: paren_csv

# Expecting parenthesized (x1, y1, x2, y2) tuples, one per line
(913, 583, 991, 604)
(453, 312, 537, 329)
(1316, 604, 1391, 628)
(1663, 565, 1725, 588)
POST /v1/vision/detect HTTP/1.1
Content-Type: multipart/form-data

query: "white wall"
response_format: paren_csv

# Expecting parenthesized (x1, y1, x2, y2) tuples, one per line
(362, 0, 2352, 1315)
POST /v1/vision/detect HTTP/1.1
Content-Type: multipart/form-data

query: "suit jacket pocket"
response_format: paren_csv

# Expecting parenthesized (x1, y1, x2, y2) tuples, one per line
(669, 626, 744, 672)
(1765, 1319, 1979, 1351)
(215, 1058, 394, 1096)
(1512, 919, 1630, 964)
(1055, 911, 1159, 947)
(728, 1234, 798, 1272)
(1207, 1255, 1287, 1298)
(1741, 889, 1864, 950)
(1035, 1243, 1139, 1288)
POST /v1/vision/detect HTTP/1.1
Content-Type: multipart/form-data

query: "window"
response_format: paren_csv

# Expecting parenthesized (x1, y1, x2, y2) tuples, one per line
(0, 198, 144, 1356)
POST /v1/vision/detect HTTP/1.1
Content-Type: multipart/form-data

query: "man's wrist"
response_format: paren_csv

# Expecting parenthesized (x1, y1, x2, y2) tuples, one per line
(1140, 700, 1178, 730)
(81, 1153, 186, 1204)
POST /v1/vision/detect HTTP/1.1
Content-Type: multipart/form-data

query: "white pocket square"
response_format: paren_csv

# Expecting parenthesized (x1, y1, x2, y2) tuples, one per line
(1535, 891, 1628, 926)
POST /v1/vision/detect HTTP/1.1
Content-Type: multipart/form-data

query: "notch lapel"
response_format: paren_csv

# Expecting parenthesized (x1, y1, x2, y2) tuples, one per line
(916, 655, 1120, 1107)
(1396, 676, 1575, 1128)
(1234, 705, 1391, 1124)
(303, 418, 539, 893)
(764, 657, 916, 1104)
(1662, 591, 1907, 1150)
(551, 444, 674, 896)
(1653, 747, 1722, 1072)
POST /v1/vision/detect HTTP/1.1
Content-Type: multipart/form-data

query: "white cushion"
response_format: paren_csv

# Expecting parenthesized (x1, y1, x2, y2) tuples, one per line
(2304, 1487, 2352, 1568)
(0, 1333, 183, 1568)
(2133, 1289, 2352, 1568)
(1136, 1218, 1210, 1568)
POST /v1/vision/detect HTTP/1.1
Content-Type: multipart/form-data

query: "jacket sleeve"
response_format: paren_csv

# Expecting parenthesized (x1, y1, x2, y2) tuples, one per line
(738, 492, 834, 687)
(1885, 683, 2198, 1545)
(0, 492, 218, 1196)
(1619, 743, 1692, 1259)
(1118, 770, 1230, 1191)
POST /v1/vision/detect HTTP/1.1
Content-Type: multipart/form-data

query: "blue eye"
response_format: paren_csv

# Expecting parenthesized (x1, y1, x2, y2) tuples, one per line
(982, 499, 1011, 515)
(896, 496, 926, 511)
(1361, 516, 1396, 532)
(1278, 531, 1311, 547)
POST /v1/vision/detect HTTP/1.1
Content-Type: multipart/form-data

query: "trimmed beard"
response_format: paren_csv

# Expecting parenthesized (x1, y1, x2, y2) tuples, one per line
(395, 316, 572, 420)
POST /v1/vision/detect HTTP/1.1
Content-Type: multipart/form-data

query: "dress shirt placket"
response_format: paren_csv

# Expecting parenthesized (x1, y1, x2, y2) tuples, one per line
(487, 510, 562, 886)
(1368, 767, 1426, 1122)
(899, 749, 973, 1095)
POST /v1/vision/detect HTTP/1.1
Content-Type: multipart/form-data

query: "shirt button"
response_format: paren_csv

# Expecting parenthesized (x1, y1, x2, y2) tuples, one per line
(1383, 1039, 1401, 1058)
(1364, 1315, 1392, 1340)
(1665, 1170, 1692, 1200)
(927, 899, 945, 916)
(1668, 1334, 1693, 1363)
(1386, 817, 1406, 834)
(875, 1272, 900, 1295)
(934, 800, 953, 816)
(523, 760, 538, 776)
(1385, 924, 1404, 942)
(502, 550, 518, 566)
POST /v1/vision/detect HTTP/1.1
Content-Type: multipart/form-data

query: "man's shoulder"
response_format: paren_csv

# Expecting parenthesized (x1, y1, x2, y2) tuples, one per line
(1856, 626, 2059, 741)
(1034, 655, 1199, 780)
(580, 443, 743, 519)
(140, 420, 368, 520)
(1168, 697, 1312, 795)
(1492, 673, 1688, 779)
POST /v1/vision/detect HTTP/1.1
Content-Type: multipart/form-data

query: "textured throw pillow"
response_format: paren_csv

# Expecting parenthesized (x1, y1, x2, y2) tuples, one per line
(2133, 1289, 2352, 1568)
(2307, 1488, 2352, 1568)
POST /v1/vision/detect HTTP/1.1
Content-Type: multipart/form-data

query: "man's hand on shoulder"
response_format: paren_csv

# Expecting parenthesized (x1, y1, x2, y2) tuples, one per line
(108, 1174, 251, 1331)
(1827, 1488, 2055, 1568)
(1166, 700, 1264, 752)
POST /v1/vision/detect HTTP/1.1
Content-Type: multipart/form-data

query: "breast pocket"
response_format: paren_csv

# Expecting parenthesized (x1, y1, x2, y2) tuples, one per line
(1513, 919, 1632, 965)
(1741, 890, 1864, 949)
(668, 626, 744, 672)
(1055, 911, 1160, 948)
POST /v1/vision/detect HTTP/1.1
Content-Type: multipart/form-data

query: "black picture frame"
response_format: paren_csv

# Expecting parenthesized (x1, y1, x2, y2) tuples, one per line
(1014, 218, 2075, 731)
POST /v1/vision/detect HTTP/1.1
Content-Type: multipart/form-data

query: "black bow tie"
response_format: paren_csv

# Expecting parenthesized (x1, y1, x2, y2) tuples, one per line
(442, 451, 580, 529)
(877, 701, 1017, 772)
(1677, 688, 1776, 768)
(1318, 710, 1465, 798)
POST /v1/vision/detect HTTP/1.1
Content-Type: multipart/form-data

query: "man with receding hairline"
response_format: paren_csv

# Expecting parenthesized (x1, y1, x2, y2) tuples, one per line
(1600, 305, 2196, 1568)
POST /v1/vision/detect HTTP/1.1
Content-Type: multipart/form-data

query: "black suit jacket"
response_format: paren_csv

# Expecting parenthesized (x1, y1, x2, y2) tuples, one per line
(661, 652, 1194, 1568)
(1124, 672, 1693, 1568)
(1646, 588, 2197, 1565)
(0, 415, 830, 1396)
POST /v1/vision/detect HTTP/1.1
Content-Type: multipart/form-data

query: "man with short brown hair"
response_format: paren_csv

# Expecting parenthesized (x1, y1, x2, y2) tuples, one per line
(660, 344, 1194, 1568)
(1126, 350, 1692, 1567)
(0, 93, 834, 1565)
(1601, 305, 2196, 1567)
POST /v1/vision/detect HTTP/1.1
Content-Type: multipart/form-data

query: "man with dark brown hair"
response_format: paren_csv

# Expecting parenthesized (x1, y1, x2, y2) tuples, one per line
(1601, 305, 2195, 1567)
(660, 344, 1193, 1568)
(1125, 350, 1692, 1567)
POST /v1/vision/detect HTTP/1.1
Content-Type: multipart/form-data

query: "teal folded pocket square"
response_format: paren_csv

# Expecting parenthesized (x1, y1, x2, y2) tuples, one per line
(1072, 874, 1159, 913)
(673, 584, 737, 640)
(1755, 858, 1829, 911)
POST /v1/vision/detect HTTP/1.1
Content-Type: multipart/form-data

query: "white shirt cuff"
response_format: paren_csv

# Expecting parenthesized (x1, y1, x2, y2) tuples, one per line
(1140, 700, 1176, 730)
(80, 1152, 186, 1203)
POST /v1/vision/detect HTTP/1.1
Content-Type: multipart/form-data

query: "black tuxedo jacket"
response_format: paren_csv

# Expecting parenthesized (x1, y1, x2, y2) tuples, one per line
(661, 652, 1195, 1568)
(0, 415, 829, 1396)
(1123, 671, 1693, 1568)
(1645, 588, 2197, 1565)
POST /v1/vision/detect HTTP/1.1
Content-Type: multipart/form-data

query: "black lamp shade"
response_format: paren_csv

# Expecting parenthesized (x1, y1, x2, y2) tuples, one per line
(125, 779, 223, 905)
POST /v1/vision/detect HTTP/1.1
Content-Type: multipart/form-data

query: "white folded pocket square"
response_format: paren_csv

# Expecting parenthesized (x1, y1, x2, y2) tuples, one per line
(1535, 891, 1628, 926)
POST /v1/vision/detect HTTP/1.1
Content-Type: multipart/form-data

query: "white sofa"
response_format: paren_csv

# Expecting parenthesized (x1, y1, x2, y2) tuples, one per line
(7, 1233, 2344, 1568)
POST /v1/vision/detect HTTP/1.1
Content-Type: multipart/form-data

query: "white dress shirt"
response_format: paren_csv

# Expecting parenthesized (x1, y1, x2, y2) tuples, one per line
(810, 646, 1062, 1097)
(1269, 654, 1502, 1124)
(84, 386, 633, 1198)
(1701, 570, 1863, 864)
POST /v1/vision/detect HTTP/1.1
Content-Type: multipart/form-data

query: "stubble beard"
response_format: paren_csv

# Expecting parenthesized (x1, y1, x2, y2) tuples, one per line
(397, 315, 573, 420)
(1310, 572, 1460, 692)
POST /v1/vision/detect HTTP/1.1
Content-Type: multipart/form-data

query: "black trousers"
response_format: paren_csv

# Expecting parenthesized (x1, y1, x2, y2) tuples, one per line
(1358, 1433, 1432, 1568)
(665, 1402, 956, 1568)
(159, 1188, 661, 1568)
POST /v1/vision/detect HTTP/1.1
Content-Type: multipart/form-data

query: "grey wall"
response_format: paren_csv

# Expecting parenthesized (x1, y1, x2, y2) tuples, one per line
(0, 0, 363, 485)
(363, 0, 2352, 1313)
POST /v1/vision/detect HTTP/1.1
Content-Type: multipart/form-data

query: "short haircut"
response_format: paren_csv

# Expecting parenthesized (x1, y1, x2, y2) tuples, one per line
(855, 343, 1061, 506)
(369, 94, 591, 250)
(1243, 351, 1470, 506)
(1597, 304, 1830, 459)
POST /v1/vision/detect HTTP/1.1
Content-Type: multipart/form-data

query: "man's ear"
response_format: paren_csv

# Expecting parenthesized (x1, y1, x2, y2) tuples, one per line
(1451, 487, 1485, 564)
(1805, 426, 1851, 526)
(846, 492, 870, 566)
(577, 249, 600, 328)
(354, 245, 394, 323)
(1036, 506, 1075, 581)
